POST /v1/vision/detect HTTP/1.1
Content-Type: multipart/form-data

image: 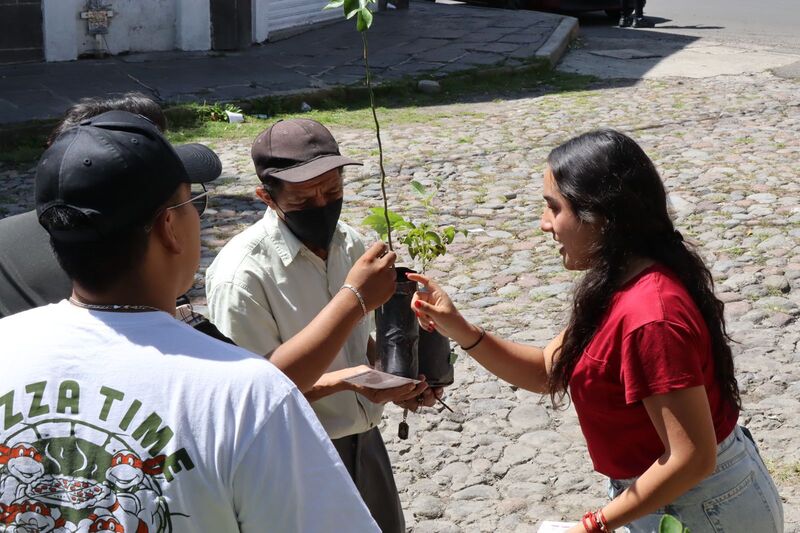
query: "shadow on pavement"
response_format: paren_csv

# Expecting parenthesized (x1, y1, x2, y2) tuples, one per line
(550, 10, 703, 82)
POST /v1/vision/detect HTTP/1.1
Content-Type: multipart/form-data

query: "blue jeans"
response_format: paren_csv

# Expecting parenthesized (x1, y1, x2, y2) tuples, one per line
(608, 426, 784, 533)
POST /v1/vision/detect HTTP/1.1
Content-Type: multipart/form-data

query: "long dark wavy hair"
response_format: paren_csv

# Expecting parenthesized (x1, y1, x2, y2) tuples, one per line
(546, 130, 741, 410)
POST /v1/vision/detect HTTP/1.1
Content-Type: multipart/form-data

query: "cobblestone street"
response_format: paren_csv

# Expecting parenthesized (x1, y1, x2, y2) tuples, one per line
(2, 71, 799, 531)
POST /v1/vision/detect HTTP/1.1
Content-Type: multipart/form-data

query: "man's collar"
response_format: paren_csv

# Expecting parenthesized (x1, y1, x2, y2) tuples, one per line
(261, 208, 345, 267)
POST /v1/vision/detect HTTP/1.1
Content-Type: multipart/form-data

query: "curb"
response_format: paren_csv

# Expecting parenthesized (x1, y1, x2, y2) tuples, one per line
(535, 16, 579, 67)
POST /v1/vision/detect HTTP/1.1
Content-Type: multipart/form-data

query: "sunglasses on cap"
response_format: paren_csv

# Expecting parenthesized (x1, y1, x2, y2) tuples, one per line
(166, 183, 209, 217)
(146, 184, 209, 232)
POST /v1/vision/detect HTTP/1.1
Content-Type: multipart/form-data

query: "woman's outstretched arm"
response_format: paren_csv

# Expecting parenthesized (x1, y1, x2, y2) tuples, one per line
(408, 272, 562, 394)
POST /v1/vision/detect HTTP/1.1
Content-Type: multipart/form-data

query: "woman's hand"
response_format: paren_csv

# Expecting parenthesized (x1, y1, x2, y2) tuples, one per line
(407, 273, 477, 347)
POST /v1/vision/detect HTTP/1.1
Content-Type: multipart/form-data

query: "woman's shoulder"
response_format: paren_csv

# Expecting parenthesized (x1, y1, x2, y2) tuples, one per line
(610, 263, 699, 332)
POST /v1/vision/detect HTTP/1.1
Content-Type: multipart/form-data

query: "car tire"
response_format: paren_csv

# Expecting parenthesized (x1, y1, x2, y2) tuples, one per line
(504, 0, 523, 9)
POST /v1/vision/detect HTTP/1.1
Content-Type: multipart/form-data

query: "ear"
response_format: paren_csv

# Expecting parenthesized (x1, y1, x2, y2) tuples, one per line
(255, 186, 275, 209)
(152, 209, 184, 255)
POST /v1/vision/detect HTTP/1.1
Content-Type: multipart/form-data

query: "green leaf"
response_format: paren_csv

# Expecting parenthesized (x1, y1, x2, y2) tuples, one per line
(659, 515, 686, 533)
(356, 7, 373, 31)
(344, 0, 360, 18)
(362, 213, 389, 238)
(410, 180, 427, 198)
(424, 231, 442, 245)
(442, 226, 455, 244)
(388, 211, 411, 229)
(322, 0, 344, 9)
(363, 208, 411, 239)
(449, 350, 458, 365)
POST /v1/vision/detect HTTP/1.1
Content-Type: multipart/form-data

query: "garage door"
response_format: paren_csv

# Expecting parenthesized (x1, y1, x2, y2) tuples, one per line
(0, 0, 43, 64)
(211, 0, 252, 50)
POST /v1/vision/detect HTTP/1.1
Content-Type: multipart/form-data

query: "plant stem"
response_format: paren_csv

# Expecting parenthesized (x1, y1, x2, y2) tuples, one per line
(362, 31, 393, 251)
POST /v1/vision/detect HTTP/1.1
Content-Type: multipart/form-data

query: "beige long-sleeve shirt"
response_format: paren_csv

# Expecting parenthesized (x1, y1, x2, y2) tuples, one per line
(205, 208, 383, 439)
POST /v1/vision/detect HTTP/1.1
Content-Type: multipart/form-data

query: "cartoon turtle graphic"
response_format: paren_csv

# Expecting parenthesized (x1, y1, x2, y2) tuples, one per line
(1, 419, 172, 533)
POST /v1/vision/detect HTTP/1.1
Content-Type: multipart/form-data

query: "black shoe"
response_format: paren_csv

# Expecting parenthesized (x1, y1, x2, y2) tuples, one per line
(618, 16, 632, 27)
(632, 16, 652, 28)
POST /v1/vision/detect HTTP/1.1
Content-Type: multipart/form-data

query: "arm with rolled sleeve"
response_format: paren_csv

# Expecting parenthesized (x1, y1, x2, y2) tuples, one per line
(207, 280, 281, 357)
(232, 388, 380, 533)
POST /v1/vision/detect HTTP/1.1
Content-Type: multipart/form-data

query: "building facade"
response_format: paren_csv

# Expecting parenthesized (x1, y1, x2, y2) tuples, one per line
(0, 0, 340, 63)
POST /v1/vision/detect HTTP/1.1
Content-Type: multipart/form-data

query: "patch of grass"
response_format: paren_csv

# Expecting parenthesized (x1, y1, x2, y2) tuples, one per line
(766, 287, 785, 297)
(735, 136, 754, 145)
(212, 176, 241, 187)
(766, 460, 800, 485)
(0, 120, 54, 168)
(720, 246, 746, 257)
(0, 140, 45, 166)
(165, 106, 463, 145)
(473, 186, 488, 205)
(165, 67, 593, 145)
(1, 65, 595, 165)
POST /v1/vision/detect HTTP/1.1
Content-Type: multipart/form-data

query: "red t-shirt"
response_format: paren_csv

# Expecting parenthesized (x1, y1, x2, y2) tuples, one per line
(570, 264, 739, 479)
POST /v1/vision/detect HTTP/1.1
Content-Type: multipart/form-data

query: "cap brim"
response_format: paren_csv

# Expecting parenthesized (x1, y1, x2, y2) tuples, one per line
(175, 143, 222, 184)
(266, 155, 362, 183)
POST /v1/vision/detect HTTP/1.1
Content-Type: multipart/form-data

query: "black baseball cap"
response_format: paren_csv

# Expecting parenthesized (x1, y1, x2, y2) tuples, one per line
(36, 110, 221, 242)
(251, 119, 361, 184)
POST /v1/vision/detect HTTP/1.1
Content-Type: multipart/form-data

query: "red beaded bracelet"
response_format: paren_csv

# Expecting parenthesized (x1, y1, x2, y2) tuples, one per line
(581, 511, 599, 532)
(595, 509, 609, 531)
(581, 510, 605, 533)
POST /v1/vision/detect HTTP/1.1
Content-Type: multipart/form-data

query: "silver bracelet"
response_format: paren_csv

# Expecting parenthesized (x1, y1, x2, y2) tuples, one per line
(341, 284, 367, 317)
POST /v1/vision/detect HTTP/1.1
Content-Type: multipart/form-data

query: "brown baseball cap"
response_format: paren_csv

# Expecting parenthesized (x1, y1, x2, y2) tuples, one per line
(251, 119, 362, 183)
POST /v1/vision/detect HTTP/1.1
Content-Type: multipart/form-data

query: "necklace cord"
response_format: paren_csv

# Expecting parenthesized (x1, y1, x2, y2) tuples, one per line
(68, 297, 162, 313)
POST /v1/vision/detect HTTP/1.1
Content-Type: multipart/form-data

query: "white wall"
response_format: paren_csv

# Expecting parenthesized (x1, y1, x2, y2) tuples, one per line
(43, 0, 82, 62)
(42, 0, 211, 61)
(96, 0, 178, 56)
(253, 0, 270, 42)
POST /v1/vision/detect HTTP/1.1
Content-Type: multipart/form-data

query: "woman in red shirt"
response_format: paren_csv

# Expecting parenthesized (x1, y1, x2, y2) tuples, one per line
(410, 130, 784, 532)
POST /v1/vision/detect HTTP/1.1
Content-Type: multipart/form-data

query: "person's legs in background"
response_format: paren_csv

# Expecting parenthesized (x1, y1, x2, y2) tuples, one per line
(618, 0, 633, 27)
(632, 0, 653, 27)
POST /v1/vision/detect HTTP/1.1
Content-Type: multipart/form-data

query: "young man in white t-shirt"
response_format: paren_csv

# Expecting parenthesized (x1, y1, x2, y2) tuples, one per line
(0, 111, 394, 532)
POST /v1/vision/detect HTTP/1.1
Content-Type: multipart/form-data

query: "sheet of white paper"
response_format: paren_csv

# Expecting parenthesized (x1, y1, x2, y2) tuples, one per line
(342, 369, 420, 390)
(537, 521, 578, 533)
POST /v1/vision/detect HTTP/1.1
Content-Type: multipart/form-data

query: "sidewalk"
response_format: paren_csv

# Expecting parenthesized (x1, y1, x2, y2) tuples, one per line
(0, 1, 576, 125)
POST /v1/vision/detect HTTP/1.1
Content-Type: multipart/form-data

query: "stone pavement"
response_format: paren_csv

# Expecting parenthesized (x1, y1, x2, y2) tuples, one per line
(0, 1, 571, 125)
(3, 68, 799, 530)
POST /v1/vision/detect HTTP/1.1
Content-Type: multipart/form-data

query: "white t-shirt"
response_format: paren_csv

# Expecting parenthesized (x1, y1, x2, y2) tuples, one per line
(0, 302, 378, 533)
(206, 209, 383, 439)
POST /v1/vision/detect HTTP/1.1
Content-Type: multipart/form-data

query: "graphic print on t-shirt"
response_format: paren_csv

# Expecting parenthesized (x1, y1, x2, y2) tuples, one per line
(0, 380, 195, 532)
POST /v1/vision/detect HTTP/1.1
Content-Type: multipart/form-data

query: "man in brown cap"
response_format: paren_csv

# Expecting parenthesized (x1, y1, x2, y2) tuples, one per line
(206, 119, 439, 532)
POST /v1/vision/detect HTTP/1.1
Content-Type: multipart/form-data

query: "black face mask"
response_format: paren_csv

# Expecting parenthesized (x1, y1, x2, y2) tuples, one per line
(278, 198, 343, 251)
